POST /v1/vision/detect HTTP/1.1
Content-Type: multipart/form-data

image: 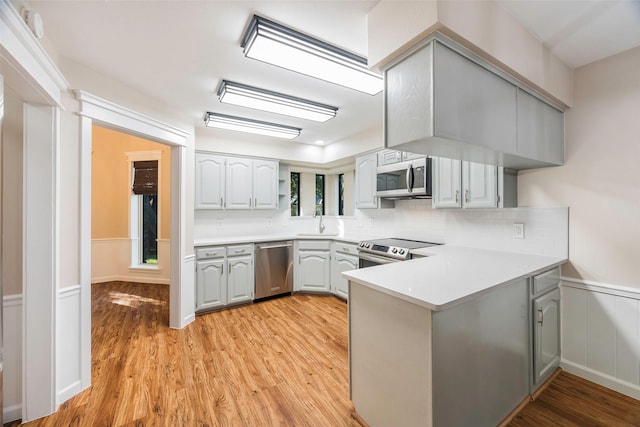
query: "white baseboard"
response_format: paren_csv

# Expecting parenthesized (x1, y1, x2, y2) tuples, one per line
(91, 275, 170, 285)
(57, 380, 83, 407)
(561, 360, 640, 400)
(3, 404, 22, 423)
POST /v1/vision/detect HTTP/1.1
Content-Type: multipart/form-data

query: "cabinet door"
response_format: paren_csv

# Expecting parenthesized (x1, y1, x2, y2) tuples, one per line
(533, 288, 561, 387)
(195, 153, 225, 209)
(196, 259, 226, 311)
(432, 157, 462, 209)
(297, 250, 331, 292)
(226, 157, 252, 209)
(355, 153, 378, 209)
(433, 42, 517, 155)
(227, 255, 254, 305)
(463, 162, 498, 208)
(517, 89, 564, 166)
(253, 159, 278, 210)
(332, 252, 357, 300)
(385, 42, 434, 149)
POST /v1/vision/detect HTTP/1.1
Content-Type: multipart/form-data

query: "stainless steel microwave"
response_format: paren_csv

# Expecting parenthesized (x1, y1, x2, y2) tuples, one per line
(375, 157, 432, 199)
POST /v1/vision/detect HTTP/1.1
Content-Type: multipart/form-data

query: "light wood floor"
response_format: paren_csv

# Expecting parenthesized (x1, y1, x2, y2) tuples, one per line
(5, 281, 640, 426)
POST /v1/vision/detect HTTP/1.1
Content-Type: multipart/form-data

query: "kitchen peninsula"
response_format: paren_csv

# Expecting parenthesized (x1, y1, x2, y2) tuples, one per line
(344, 245, 566, 426)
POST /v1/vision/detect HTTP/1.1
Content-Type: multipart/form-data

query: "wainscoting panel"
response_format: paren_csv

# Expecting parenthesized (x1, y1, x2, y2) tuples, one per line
(57, 286, 82, 406)
(92, 238, 170, 284)
(561, 279, 640, 400)
(3, 294, 22, 423)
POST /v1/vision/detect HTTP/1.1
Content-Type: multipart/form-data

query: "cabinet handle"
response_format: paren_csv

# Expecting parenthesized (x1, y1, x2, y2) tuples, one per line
(537, 308, 544, 326)
(254, 197, 257, 208)
(455, 190, 460, 203)
(249, 198, 252, 207)
(299, 255, 301, 264)
(465, 189, 470, 204)
(220, 197, 223, 207)
(221, 264, 224, 275)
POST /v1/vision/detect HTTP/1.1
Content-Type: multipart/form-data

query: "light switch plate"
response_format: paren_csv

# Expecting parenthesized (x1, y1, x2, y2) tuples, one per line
(513, 223, 525, 239)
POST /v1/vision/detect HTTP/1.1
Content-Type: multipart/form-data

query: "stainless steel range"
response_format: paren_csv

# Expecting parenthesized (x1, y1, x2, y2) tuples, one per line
(357, 238, 441, 267)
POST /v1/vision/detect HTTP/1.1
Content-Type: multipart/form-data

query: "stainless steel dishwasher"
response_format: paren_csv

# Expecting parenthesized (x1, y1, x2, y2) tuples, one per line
(255, 241, 293, 299)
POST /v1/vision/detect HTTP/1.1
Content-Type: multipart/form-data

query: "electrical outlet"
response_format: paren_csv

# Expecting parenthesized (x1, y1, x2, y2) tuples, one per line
(217, 219, 223, 228)
(267, 218, 272, 227)
(513, 223, 525, 239)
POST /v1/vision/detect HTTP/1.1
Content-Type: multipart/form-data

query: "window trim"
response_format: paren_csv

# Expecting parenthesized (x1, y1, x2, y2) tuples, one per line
(126, 150, 162, 269)
(315, 174, 325, 216)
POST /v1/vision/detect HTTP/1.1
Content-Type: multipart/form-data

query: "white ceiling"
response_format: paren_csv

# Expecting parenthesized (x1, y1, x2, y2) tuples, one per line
(22, 0, 640, 147)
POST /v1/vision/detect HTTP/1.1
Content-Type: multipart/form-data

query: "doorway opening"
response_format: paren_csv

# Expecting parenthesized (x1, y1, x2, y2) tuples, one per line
(91, 125, 171, 300)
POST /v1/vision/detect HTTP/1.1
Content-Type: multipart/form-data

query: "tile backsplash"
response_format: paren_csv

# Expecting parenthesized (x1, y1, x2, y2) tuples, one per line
(194, 200, 569, 259)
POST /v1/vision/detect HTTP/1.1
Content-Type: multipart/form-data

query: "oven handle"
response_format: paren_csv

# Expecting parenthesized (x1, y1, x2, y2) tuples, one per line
(357, 252, 398, 265)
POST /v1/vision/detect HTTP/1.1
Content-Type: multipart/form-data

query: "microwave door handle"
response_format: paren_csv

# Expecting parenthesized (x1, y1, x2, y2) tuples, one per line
(406, 164, 414, 193)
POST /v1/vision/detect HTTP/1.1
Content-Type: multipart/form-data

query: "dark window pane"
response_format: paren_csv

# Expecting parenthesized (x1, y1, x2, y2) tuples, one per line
(142, 194, 158, 264)
(338, 173, 344, 216)
(315, 174, 325, 216)
(290, 172, 300, 216)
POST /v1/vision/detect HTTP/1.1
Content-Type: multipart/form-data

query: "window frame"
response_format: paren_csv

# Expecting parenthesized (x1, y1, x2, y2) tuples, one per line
(315, 174, 325, 216)
(126, 151, 162, 269)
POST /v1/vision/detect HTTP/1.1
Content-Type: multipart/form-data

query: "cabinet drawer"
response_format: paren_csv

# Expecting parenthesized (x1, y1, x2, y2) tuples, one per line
(297, 240, 331, 251)
(196, 246, 226, 260)
(227, 244, 254, 257)
(333, 243, 359, 256)
(533, 267, 560, 295)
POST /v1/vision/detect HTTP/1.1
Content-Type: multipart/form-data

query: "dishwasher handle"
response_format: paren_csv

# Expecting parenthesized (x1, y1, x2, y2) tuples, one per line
(256, 242, 293, 250)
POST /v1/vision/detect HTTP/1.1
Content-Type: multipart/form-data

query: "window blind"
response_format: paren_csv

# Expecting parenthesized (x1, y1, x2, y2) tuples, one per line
(132, 160, 158, 195)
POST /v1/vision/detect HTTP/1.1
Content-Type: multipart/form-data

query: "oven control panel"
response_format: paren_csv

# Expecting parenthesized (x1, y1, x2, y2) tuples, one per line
(358, 241, 409, 260)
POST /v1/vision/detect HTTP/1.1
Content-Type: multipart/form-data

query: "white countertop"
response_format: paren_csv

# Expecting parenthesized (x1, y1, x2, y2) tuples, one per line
(194, 233, 366, 247)
(343, 245, 566, 311)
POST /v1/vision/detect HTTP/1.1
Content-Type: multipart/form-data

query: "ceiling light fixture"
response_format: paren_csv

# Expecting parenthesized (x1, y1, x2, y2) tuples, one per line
(241, 15, 383, 95)
(204, 112, 301, 140)
(218, 80, 338, 122)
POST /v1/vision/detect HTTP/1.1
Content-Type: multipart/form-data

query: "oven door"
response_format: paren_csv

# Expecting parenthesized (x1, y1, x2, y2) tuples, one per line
(358, 252, 398, 268)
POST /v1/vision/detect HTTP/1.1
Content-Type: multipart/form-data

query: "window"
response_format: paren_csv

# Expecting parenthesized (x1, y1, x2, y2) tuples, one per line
(315, 174, 325, 215)
(338, 173, 345, 216)
(290, 172, 300, 216)
(131, 159, 159, 265)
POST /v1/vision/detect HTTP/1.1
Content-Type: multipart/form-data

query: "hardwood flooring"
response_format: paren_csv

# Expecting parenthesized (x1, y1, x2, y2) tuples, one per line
(9, 281, 359, 427)
(509, 371, 640, 426)
(5, 281, 640, 426)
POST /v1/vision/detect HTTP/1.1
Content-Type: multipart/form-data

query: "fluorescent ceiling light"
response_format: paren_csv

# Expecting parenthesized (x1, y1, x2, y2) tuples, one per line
(218, 80, 338, 122)
(204, 112, 301, 140)
(241, 15, 383, 95)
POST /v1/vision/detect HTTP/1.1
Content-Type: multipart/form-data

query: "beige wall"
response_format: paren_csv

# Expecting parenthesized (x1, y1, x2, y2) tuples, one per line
(519, 46, 640, 288)
(92, 125, 171, 240)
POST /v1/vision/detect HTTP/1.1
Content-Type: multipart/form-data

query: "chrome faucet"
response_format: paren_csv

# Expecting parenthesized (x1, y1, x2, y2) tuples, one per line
(314, 211, 326, 234)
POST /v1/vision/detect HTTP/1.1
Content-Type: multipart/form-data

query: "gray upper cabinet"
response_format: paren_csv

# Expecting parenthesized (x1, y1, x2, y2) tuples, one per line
(384, 37, 564, 170)
(433, 43, 517, 155)
(517, 89, 564, 165)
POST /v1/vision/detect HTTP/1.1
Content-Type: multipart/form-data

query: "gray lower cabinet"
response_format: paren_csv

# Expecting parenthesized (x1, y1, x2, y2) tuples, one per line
(331, 242, 359, 300)
(295, 240, 331, 293)
(531, 267, 561, 390)
(196, 258, 226, 311)
(195, 244, 254, 312)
